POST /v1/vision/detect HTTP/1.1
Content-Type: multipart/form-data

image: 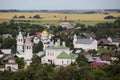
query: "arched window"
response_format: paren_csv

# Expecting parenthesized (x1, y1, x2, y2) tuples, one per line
(7, 66, 11, 71)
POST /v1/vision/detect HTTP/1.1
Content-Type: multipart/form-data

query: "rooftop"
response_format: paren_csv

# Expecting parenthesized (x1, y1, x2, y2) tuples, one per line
(91, 61, 108, 68)
(76, 39, 95, 44)
(47, 46, 69, 49)
(57, 51, 77, 59)
(42, 30, 48, 34)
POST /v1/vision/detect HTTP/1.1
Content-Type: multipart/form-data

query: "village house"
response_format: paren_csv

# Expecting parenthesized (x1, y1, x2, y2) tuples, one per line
(0, 54, 18, 72)
(43, 24, 54, 29)
(0, 49, 11, 58)
(59, 20, 74, 29)
(84, 52, 111, 65)
(1, 49, 11, 54)
(5, 54, 18, 72)
(98, 37, 120, 48)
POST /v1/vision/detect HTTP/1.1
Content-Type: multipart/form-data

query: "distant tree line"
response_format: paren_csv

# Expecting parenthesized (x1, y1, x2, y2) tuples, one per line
(13, 15, 41, 19)
(29, 15, 42, 19)
(13, 15, 25, 18)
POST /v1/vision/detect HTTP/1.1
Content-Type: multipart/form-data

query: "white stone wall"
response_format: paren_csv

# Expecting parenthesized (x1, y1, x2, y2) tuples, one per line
(55, 59, 75, 66)
(41, 48, 75, 66)
(74, 40, 97, 50)
(5, 64, 18, 72)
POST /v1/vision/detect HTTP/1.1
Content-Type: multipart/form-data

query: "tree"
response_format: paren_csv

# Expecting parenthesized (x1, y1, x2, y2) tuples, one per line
(114, 17, 120, 27)
(0, 71, 15, 80)
(31, 55, 41, 69)
(18, 15, 25, 18)
(15, 57, 25, 69)
(104, 15, 116, 19)
(33, 41, 43, 53)
(65, 16, 67, 20)
(13, 15, 17, 18)
(11, 45, 16, 53)
(0, 37, 3, 43)
(88, 49, 97, 56)
(53, 65, 79, 80)
(33, 15, 41, 19)
(0, 22, 9, 35)
(2, 37, 16, 49)
(29, 16, 32, 18)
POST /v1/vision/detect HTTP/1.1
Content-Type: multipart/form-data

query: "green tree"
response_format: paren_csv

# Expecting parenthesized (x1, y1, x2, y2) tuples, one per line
(11, 45, 16, 53)
(0, 22, 9, 35)
(2, 37, 16, 49)
(33, 15, 41, 19)
(15, 57, 25, 69)
(33, 41, 43, 53)
(114, 17, 120, 27)
(104, 15, 116, 19)
(31, 55, 41, 69)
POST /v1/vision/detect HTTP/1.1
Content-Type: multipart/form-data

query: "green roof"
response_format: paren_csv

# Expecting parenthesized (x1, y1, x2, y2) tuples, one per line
(57, 51, 78, 59)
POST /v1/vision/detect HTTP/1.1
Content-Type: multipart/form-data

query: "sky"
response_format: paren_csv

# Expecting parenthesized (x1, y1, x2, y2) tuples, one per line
(0, 0, 120, 10)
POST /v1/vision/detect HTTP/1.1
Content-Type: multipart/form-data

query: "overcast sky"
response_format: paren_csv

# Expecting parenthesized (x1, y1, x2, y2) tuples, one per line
(0, 0, 120, 10)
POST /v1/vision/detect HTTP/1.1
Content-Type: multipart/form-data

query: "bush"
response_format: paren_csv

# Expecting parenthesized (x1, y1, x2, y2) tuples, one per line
(33, 15, 41, 19)
(104, 15, 116, 19)
(13, 15, 25, 18)
(18, 15, 25, 18)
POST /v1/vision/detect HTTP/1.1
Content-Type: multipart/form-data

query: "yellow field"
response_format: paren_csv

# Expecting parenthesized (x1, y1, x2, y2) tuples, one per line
(0, 12, 120, 26)
(0, 12, 120, 20)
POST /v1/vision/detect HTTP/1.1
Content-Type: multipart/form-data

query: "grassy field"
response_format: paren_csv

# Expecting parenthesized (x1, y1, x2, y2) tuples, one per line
(0, 12, 120, 26)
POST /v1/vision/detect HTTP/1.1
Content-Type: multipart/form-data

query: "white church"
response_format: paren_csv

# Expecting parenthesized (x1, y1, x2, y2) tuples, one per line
(41, 40, 77, 66)
(16, 32, 33, 66)
(33, 30, 54, 50)
(73, 34, 98, 50)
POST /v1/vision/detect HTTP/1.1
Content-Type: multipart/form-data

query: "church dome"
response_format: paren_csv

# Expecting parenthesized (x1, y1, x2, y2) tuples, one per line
(42, 30, 48, 34)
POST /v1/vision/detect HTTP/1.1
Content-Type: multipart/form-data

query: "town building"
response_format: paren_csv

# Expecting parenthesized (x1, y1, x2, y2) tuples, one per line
(16, 31, 33, 66)
(41, 41, 77, 66)
(33, 30, 54, 50)
(5, 54, 18, 72)
(59, 20, 74, 29)
(73, 34, 98, 50)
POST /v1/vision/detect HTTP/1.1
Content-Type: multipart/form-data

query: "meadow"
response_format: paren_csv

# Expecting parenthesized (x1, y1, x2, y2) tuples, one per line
(0, 12, 119, 26)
